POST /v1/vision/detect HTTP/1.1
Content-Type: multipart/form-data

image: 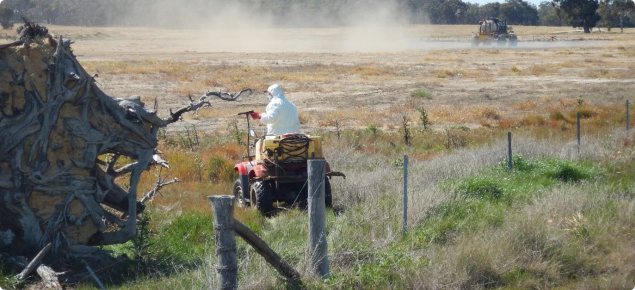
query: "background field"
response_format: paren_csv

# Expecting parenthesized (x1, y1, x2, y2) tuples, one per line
(2, 24, 635, 289)
(28, 24, 635, 134)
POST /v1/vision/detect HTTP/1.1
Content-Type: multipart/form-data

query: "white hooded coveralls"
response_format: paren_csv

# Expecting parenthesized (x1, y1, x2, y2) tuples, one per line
(260, 84, 302, 136)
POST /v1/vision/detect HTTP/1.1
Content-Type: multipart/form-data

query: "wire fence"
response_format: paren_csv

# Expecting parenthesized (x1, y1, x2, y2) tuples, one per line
(401, 100, 633, 234)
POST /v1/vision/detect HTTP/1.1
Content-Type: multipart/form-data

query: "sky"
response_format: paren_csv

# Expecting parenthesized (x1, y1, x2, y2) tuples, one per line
(468, 0, 544, 7)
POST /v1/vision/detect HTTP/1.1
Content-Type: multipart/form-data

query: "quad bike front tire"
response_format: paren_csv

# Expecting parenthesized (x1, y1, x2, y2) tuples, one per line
(251, 181, 274, 216)
(233, 179, 249, 207)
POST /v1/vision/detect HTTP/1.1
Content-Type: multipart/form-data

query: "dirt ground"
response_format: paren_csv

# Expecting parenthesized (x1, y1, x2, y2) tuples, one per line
(7, 24, 634, 134)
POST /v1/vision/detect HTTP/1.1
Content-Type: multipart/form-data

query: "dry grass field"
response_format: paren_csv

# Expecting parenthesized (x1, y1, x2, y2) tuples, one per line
(3, 24, 635, 289)
(7, 24, 632, 134)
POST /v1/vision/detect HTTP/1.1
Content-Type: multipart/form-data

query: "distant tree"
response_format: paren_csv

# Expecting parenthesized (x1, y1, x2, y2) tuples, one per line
(538, 1, 565, 25)
(423, 0, 468, 24)
(0, 4, 14, 29)
(500, 0, 539, 25)
(404, 0, 429, 23)
(2, 0, 35, 23)
(480, 2, 502, 19)
(598, 0, 635, 32)
(463, 3, 483, 24)
(551, 0, 600, 33)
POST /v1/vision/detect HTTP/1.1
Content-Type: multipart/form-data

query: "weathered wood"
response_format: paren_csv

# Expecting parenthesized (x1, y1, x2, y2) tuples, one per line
(233, 218, 301, 282)
(16, 243, 52, 281)
(35, 264, 63, 290)
(208, 195, 237, 290)
(0, 20, 250, 256)
(307, 159, 330, 279)
(0, 40, 24, 50)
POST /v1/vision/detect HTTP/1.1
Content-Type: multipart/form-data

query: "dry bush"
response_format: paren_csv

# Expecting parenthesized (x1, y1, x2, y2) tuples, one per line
(433, 68, 461, 78)
(515, 100, 539, 110)
(529, 64, 549, 76)
(352, 63, 395, 77)
(520, 114, 547, 126)
(498, 119, 515, 129)
(479, 107, 501, 120)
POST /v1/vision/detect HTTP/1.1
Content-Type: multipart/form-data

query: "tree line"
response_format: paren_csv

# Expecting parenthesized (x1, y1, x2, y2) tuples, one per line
(0, 0, 634, 33)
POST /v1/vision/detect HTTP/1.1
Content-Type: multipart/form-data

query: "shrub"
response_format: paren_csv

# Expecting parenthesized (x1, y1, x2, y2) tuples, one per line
(410, 90, 431, 99)
(456, 176, 504, 200)
(550, 111, 571, 123)
(481, 107, 501, 120)
(205, 155, 237, 183)
(367, 123, 379, 137)
(546, 161, 591, 183)
(500, 155, 540, 172)
(520, 114, 546, 126)
(570, 105, 597, 119)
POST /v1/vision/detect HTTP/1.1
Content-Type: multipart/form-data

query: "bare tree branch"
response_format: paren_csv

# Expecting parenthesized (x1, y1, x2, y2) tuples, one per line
(163, 88, 252, 124)
(140, 177, 181, 204)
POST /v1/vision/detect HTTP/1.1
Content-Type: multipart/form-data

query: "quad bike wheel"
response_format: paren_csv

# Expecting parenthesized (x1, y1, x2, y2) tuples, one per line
(251, 181, 274, 216)
(233, 179, 249, 207)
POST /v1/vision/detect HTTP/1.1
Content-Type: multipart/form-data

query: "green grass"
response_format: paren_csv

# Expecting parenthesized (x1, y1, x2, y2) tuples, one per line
(0, 266, 20, 290)
(411, 156, 600, 248)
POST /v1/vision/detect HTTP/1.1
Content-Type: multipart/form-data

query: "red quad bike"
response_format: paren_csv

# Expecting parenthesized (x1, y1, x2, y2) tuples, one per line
(233, 111, 345, 216)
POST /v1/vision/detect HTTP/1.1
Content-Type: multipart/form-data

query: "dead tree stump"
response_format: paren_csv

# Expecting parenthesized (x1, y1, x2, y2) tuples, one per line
(0, 21, 250, 255)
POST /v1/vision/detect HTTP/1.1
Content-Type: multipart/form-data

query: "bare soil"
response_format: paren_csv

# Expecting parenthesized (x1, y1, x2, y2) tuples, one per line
(12, 24, 634, 134)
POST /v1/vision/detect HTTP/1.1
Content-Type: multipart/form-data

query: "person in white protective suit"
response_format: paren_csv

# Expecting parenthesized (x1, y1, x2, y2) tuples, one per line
(250, 84, 302, 135)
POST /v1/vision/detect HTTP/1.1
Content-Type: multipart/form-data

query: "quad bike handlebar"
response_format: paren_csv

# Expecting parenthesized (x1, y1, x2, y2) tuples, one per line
(237, 110, 254, 116)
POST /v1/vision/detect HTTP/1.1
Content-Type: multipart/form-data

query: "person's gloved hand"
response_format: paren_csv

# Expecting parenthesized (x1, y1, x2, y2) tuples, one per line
(250, 111, 261, 120)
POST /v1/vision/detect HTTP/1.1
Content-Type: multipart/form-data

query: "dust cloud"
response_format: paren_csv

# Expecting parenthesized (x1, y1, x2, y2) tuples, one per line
(158, 0, 435, 53)
(110, 1, 609, 54)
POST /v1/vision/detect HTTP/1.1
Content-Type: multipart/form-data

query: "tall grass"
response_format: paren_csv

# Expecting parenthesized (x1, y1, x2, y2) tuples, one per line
(27, 107, 635, 290)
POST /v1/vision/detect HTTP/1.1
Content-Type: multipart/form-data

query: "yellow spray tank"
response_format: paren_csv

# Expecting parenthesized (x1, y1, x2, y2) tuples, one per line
(255, 134, 323, 162)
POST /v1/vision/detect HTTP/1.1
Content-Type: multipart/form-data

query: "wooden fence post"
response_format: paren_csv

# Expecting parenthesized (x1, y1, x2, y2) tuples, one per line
(208, 195, 237, 290)
(307, 159, 330, 279)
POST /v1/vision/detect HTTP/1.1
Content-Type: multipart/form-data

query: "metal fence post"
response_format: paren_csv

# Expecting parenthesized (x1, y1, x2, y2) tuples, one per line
(308, 159, 330, 279)
(577, 112, 581, 156)
(403, 155, 408, 235)
(627, 100, 630, 132)
(507, 132, 513, 171)
(208, 195, 237, 290)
